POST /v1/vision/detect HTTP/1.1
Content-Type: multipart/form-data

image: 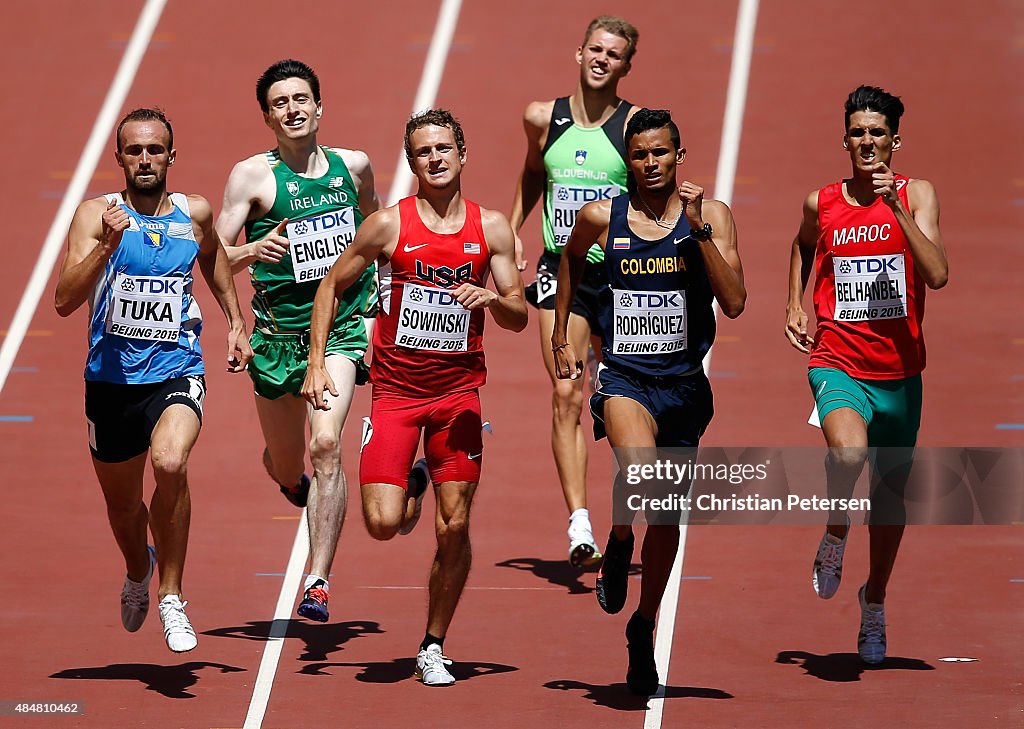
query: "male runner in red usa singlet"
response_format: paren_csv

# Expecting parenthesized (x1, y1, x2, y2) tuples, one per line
(302, 109, 527, 687)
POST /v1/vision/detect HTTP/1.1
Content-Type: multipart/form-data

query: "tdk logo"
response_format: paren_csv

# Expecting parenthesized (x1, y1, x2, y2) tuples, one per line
(556, 187, 615, 203)
(843, 257, 901, 275)
(410, 287, 459, 307)
(293, 210, 352, 234)
(133, 278, 182, 295)
(624, 292, 682, 308)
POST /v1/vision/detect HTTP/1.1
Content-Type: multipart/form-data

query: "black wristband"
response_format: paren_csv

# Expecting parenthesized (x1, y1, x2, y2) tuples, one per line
(690, 222, 713, 242)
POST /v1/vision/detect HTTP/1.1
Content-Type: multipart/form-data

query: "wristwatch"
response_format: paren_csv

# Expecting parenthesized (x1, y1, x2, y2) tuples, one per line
(690, 222, 713, 241)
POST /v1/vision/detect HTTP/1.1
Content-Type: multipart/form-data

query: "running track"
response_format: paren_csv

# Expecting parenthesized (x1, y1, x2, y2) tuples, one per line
(1, 1, 1021, 727)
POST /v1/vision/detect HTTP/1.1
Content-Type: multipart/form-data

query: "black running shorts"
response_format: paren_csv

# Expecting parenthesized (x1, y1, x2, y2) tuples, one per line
(85, 375, 206, 463)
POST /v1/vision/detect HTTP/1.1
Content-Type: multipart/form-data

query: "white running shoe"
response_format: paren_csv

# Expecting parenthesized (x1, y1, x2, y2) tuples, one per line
(415, 644, 455, 686)
(812, 517, 849, 599)
(158, 595, 197, 653)
(858, 583, 886, 665)
(400, 459, 430, 536)
(568, 517, 603, 568)
(121, 545, 157, 632)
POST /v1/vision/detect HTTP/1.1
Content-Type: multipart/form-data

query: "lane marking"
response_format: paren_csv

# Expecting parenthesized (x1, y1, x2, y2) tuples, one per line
(242, 515, 309, 729)
(384, 0, 463, 206)
(996, 424, 1024, 430)
(0, 0, 168, 395)
(0, 416, 33, 422)
(0, 330, 53, 337)
(357, 585, 563, 591)
(242, 2, 463, 726)
(645, 2, 758, 727)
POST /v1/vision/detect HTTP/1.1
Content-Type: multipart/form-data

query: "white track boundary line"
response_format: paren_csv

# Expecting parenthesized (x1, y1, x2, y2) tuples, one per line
(241, 1, 463, 726)
(0, 0, 167, 395)
(242, 517, 309, 729)
(644, 1, 759, 725)
(385, 0, 463, 205)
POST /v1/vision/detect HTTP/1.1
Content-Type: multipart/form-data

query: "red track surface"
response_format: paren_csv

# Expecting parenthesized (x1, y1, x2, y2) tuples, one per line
(1, 1, 1021, 727)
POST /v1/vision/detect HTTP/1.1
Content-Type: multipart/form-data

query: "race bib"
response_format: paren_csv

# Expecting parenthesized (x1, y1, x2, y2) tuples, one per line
(395, 283, 470, 352)
(833, 254, 908, 322)
(106, 273, 183, 342)
(288, 208, 356, 283)
(612, 289, 687, 355)
(535, 265, 557, 304)
(550, 183, 620, 247)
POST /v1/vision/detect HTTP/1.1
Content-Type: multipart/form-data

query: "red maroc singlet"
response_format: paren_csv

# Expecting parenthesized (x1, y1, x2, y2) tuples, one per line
(371, 196, 491, 397)
(809, 174, 926, 379)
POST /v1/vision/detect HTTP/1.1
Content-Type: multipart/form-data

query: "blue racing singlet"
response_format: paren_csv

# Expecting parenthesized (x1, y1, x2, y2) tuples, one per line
(597, 195, 716, 377)
(84, 192, 205, 384)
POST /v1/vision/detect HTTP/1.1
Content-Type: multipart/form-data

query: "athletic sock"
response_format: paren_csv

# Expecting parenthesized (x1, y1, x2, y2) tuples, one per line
(304, 575, 328, 592)
(569, 508, 591, 525)
(630, 610, 656, 630)
(420, 632, 445, 652)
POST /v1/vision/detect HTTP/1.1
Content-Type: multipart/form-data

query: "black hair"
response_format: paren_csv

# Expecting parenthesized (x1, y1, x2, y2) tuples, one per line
(116, 108, 173, 152)
(256, 59, 321, 112)
(844, 85, 905, 133)
(625, 108, 680, 150)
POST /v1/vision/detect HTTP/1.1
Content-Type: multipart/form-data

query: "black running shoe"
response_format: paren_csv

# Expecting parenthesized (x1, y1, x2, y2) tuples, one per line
(596, 530, 634, 614)
(625, 611, 659, 695)
(297, 579, 330, 622)
(280, 474, 311, 508)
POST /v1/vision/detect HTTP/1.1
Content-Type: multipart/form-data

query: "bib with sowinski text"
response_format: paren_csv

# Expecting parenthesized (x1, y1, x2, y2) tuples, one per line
(395, 283, 470, 352)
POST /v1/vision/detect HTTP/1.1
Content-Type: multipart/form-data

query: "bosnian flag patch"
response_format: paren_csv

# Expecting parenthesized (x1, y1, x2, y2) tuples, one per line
(612, 237, 631, 250)
(464, 242, 481, 254)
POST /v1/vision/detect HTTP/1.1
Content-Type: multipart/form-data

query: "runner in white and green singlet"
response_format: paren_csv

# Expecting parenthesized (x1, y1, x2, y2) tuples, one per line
(510, 16, 640, 569)
(217, 60, 381, 625)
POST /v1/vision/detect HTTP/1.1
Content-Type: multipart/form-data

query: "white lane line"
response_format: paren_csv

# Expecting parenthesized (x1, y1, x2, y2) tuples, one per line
(644, 1, 759, 726)
(357, 585, 564, 591)
(385, 0, 463, 205)
(240, 2, 463, 726)
(242, 516, 309, 729)
(0, 0, 167, 395)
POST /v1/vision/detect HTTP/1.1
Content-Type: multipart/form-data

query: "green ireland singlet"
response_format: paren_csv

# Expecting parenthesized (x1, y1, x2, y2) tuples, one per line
(542, 97, 631, 264)
(245, 146, 376, 332)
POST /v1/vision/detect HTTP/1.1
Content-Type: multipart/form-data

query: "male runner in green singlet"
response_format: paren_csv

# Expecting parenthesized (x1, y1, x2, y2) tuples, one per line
(510, 16, 639, 567)
(217, 59, 379, 623)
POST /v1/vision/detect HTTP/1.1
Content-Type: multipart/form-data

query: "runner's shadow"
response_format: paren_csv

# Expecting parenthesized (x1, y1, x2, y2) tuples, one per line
(300, 658, 518, 684)
(776, 651, 935, 682)
(49, 662, 245, 699)
(202, 619, 383, 662)
(545, 679, 733, 711)
(495, 557, 640, 594)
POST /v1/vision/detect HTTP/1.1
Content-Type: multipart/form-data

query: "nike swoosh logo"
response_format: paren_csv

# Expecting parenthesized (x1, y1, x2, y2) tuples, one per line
(673, 237, 686, 245)
(403, 243, 429, 252)
(554, 118, 571, 126)
(467, 452, 482, 460)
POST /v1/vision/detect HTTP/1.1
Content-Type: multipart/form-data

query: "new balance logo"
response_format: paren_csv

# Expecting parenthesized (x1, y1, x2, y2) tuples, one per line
(403, 243, 429, 253)
(328, 177, 346, 188)
(554, 117, 571, 126)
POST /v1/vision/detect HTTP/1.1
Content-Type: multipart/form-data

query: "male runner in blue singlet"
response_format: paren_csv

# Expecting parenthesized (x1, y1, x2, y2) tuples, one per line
(55, 108, 252, 653)
(552, 109, 745, 694)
